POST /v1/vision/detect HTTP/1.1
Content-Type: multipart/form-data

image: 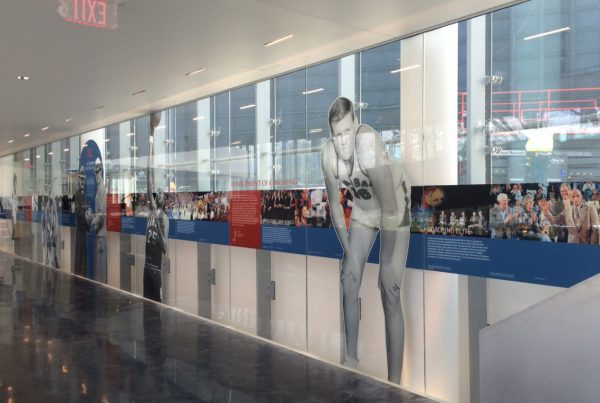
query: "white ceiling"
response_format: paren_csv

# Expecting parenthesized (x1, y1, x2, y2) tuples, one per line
(0, 0, 521, 156)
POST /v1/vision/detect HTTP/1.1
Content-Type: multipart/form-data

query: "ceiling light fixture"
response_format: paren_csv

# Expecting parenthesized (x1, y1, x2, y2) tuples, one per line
(309, 128, 323, 134)
(264, 34, 294, 47)
(65, 117, 73, 123)
(64, 148, 70, 152)
(390, 64, 421, 74)
(94, 105, 104, 111)
(132, 89, 146, 96)
(240, 104, 256, 110)
(41, 126, 49, 131)
(36, 155, 41, 159)
(126, 132, 135, 137)
(105, 138, 111, 142)
(48, 151, 54, 156)
(16, 75, 30, 80)
(302, 88, 324, 95)
(193, 116, 205, 121)
(185, 68, 206, 76)
(231, 140, 241, 145)
(24, 158, 30, 161)
(24, 133, 30, 137)
(524, 27, 570, 41)
(8, 139, 14, 143)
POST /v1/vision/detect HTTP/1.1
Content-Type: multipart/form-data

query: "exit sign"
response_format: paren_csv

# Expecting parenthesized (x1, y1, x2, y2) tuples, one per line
(58, 0, 118, 29)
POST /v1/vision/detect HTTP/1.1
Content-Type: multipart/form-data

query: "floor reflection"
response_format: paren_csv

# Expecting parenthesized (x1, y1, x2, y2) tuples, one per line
(0, 251, 434, 402)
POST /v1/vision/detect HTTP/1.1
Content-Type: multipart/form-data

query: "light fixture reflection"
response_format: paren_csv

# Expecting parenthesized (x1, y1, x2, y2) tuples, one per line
(390, 64, 421, 74)
(41, 126, 49, 131)
(302, 88, 324, 95)
(240, 104, 256, 110)
(524, 27, 570, 41)
(185, 68, 206, 76)
(264, 34, 294, 47)
(8, 139, 14, 144)
(24, 133, 30, 137)
(193, 116, 205, 121)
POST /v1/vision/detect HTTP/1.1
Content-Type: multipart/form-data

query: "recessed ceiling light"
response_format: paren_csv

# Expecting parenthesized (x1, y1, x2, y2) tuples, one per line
(390, 65, 421, 74)
(231, 140, 241, 145)
(193, 116, 205, 121)
(36, 155, 41, 159)
(264, 34, 294, 47)
(132, 89, 146, 96)
(8, 139, 14, 143)
(524, 27, 570, 41)
(48, 151, 54, 156)
(16, 75, 30, 80)
(64, 148, 70, 152)
(93, 105, 104, 111)
(240, 104, 256, 110)
(65, 117, 73, 123)
(185, 68, 206, 76)
(41, 126, 49, 131)
(126, 132, 135, 137)
(302, 88, 324, 95)
(105, 138, 111, 142)
(24, 158, 30, 161)
(24, 133, 30, 137)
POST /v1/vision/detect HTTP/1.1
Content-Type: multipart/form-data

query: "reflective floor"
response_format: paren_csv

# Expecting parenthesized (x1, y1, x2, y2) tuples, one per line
(0, 251, 434, 403)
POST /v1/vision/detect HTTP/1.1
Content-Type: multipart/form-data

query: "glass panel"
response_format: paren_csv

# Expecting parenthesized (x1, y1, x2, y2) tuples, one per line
(306, 60, 340, 187)
(275, 70, 306, 188)
(360, 41, 401, 158)
(212, 92, 230, 191)
(230, 85, 257, 184)
(490, 0, 600, 184)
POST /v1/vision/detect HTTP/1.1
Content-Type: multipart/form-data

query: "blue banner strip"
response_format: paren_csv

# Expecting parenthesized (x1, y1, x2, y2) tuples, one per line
(168, 220, 229, 245)
(261, 225, 306, 254)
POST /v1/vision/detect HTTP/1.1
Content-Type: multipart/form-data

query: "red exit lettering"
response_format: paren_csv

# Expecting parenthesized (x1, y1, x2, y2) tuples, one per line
(73, 0, 106, 27)
(59, 0, 117, 29)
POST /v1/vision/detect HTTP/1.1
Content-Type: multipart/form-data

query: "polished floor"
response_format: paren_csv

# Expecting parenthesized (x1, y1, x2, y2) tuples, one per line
(0, 252, 435, 403)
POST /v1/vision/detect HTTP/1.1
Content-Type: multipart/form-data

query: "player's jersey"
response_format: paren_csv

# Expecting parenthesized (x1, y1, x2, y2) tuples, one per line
(330, 125, 410, 230)
(144, 212, 163, 272)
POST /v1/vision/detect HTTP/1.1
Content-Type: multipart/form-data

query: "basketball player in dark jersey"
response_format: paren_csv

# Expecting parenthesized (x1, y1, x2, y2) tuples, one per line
(143, 111, 169, 302)
(321, 97, 411, 384)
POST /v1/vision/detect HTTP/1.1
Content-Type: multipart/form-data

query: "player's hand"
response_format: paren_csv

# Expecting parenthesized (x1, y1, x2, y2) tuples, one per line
(379, 266, 400, 305)
(341, 252, 358, 283)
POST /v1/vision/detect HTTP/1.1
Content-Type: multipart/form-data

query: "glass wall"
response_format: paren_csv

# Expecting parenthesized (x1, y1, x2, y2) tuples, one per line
(1, 1, 598, 401)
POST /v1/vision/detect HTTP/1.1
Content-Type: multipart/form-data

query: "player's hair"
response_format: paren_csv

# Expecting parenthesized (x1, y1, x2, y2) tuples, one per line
(328, 97, 355, 133)
(497, 193, 508, 202)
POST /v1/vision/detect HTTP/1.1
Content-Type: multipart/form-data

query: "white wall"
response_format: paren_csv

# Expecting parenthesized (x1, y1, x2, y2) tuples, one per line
(230, 246, 257, 334)
(270, 251, 307, 351)
(307, 256, 342, 364)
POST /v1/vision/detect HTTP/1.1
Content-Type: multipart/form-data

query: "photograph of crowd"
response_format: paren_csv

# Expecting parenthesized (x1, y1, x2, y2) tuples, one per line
(261, 189, 311, 227)
(490, 182, 600, 244)
(306, 188, 331, 228)
(411, 185, 490, 237)
(165, 192, 229, 222)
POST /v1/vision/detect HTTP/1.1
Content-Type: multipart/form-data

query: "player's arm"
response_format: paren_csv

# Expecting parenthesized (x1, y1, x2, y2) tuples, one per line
(358, 128, 403, 302)
(321, 141, 350, 252)
(90, 193, 105, 231)
(357, 130, 400, 231)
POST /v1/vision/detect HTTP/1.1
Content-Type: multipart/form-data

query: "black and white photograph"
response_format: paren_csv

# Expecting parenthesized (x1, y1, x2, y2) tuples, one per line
(321, 96, 410, 384)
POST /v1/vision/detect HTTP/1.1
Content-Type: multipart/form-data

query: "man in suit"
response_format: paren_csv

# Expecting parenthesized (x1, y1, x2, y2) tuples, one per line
(541, 189, 600, 245)
(564, 189, 600, 244)
(489, 193, 517, 239)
